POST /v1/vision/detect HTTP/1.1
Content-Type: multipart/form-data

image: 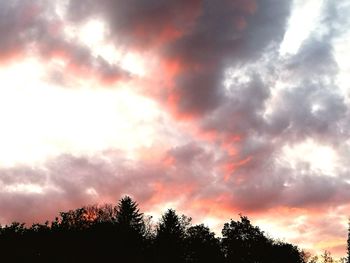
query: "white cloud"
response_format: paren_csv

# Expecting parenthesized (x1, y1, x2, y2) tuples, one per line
(280, 139, 339, 176)
(280, 0, 324, 55)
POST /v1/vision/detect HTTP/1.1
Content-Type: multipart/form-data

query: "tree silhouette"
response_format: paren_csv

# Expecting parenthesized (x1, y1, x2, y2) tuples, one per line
(116, 195, 144, 233)
(309, 256, 319, 263)
(222, 215, 271, 263)
(83, 203, 116, 224)
(185, 224, 224, 263)
(271, 241, 305, 263)
(302, 251, 318, 263)
(114, 196, 146, 262)
(155, 209, 188, 263)
(321, 250, 334, 263)
(0, 197, 339, 263)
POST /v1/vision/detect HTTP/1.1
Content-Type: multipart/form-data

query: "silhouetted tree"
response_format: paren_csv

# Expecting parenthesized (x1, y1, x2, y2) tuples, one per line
(307, 255, 319, 263)
(271, 241, 305, 263)
(0, 222, 27, 261)
(155, 209, 189, 263)
(302, 251, 318, 263)
(83, 204, 116, 224)
(222, 215, 271, 263)
(59, 207, 92, 230)
(115, 196, 144, 232)
(322, 250, 334, 263)
(114, 196, 146, 262)
(0, 197, 327, 263)
(143, 214, 155, 239)
(185, 224, 224, 263)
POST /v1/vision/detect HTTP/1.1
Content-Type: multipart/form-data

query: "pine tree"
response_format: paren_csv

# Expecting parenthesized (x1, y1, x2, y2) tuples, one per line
(157, 209, 185, 239)
(155, 209, 188, 263)
(115, 195, 144, 234)
(114, 196, 146, 262)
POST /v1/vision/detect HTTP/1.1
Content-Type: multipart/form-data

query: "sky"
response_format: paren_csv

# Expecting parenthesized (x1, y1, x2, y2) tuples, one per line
(0, 0, 350, 258)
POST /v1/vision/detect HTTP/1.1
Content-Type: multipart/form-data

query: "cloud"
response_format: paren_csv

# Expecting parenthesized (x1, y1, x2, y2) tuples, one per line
(1, 0, 350, 258)
(67, 0, 202, 48)
(178, 0, 350, 216)
(32, 0, 350, 231)
(0, 0, 40, 61)
(266, 83, 348, 143)
(0, 0, 127, 86)
(0, 153, 151, 224)
(65, 0, 291, 116)
(163, 0, 291, 117)
(0, 143, 217, 224)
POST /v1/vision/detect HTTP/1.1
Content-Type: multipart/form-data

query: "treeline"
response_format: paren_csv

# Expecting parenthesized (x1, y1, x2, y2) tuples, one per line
(0, 196, 337, 262)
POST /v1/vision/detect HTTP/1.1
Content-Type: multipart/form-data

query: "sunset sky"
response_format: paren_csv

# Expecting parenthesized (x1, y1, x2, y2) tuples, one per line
(1, 0, 350, 258)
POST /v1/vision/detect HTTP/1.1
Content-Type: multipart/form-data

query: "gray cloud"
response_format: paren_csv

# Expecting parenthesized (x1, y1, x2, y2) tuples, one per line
(165, 0, 291, 116)
(66, 0, 292, 115)
(267, 83, 348, 143)
(181, 0, 350, 214)
(1, 3, 350, 256)
(0, 144, 218, 224)
(0, 0, 127, 85)
(0, 0, 39, 57)
(201, 73, 270, 137)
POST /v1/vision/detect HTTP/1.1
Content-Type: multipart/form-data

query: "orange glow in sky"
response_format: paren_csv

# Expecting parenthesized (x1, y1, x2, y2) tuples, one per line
(0, 0, 350, 260)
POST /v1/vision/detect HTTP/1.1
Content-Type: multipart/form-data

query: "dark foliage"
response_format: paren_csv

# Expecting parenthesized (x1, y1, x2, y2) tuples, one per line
(185, 224, 224, 263)
(0, 196, 309, 263)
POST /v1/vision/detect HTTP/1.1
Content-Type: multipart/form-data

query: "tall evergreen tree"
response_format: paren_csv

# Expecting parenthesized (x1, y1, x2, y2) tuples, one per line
(155, 209, 188, 263)
(115, 195, 144, 233)
(156, 209, 188, 239)
(114, 196, 145, 262)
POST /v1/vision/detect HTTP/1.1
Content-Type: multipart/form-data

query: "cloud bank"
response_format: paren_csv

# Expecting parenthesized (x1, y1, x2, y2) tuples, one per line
(0, 0, 350, 257)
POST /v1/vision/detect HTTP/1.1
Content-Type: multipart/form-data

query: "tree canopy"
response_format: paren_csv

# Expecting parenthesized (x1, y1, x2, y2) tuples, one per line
(0, 196, 338, 263)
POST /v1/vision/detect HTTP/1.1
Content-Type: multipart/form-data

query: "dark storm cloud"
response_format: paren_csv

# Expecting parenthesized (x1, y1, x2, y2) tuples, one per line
(68, 0, 202, 48)
(166, 0, 291, 116)
(201, 73, 270, 137)
(67, 0, 292, 116)
(184, 0, 350, 213)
